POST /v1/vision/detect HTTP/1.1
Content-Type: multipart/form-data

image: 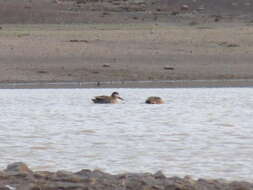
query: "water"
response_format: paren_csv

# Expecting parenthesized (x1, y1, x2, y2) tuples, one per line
(0, 88, 253, 181)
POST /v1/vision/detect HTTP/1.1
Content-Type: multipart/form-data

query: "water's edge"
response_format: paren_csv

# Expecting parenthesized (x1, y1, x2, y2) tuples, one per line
(1, 79, 253, 88)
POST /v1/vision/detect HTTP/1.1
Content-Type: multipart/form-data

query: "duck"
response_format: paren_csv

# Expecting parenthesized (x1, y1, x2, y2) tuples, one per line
(92, 92, 124, 104)
(145, 96, 164, 104)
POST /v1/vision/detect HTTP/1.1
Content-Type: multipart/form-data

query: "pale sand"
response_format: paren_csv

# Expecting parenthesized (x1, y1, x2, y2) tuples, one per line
(0, 23, 253, 88)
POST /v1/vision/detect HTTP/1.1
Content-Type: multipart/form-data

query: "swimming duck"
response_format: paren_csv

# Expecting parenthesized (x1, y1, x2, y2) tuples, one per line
(145, 96, 164, 104)
(92, 92, 124, 104)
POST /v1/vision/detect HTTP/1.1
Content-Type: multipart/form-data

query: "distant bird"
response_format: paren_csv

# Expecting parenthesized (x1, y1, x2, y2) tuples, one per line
(145, 96, 164, 104)
(92, 92, 124, 104)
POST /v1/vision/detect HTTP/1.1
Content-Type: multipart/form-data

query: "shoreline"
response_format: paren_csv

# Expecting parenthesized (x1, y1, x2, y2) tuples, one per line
(1, 162, 252, 190)
(0, 79, 253, 89)
(1, 23, 253, 85)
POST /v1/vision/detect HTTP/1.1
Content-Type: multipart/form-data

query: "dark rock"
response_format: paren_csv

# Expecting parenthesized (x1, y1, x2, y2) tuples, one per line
(75, 169, 92, 177)
(154, 171, 166, 179)
(102, 12, 110, 16)
(54, 171, 82, 183)
(164, 66, 175, 70)
(218, 42, 240, 48)
(189, 21, 199, 26)
(24, 5, 32, 9)
(211, 15, 223, 22)
(226, 43, 240, 48)
(171, 11, 179, 15)
(1, 163, 253, 190)
(102, 64, 110, 68)
(34, 171, 54, 179)
(37, 70, 48, 74)
(69, 39, 89, 43)
(5, 162, 32, 174)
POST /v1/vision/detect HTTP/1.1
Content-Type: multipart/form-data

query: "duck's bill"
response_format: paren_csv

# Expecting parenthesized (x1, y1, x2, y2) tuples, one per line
(118, 97, 124, 100)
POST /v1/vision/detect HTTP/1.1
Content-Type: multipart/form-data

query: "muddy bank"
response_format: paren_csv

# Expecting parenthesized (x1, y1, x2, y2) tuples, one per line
(1, 23, 253, 86)
(1, 1, 253, 86)
(0, 162, 252, 190)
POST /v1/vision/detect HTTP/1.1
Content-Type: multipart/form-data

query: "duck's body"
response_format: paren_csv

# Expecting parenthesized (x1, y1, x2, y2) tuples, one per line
(92, 92, 123, 104)
(145, 96, 164, 104)
(92, 95, 119, 104)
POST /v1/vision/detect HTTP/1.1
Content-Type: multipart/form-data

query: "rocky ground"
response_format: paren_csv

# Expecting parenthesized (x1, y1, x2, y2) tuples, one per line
(0, 162, 252, 190)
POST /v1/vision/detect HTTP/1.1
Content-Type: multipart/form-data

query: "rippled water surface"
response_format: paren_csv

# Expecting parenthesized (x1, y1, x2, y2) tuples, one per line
(0, 88, 253, 181)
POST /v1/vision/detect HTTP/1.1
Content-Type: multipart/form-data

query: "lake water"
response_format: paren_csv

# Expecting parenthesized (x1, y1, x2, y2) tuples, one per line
(0, 88, 253, 181)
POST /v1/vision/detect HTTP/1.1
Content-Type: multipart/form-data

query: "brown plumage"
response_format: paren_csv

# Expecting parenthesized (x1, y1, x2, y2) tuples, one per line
(145, 96, 164, 104)
(92, 92, 124, 104)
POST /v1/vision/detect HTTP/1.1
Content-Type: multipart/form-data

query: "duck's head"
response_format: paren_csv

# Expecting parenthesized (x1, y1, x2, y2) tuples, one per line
(111, 92, 124, 100)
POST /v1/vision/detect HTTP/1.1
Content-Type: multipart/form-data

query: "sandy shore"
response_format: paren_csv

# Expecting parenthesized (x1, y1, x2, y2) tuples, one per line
(0, 23, 253, 88)
(0, 0, 253, 88)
